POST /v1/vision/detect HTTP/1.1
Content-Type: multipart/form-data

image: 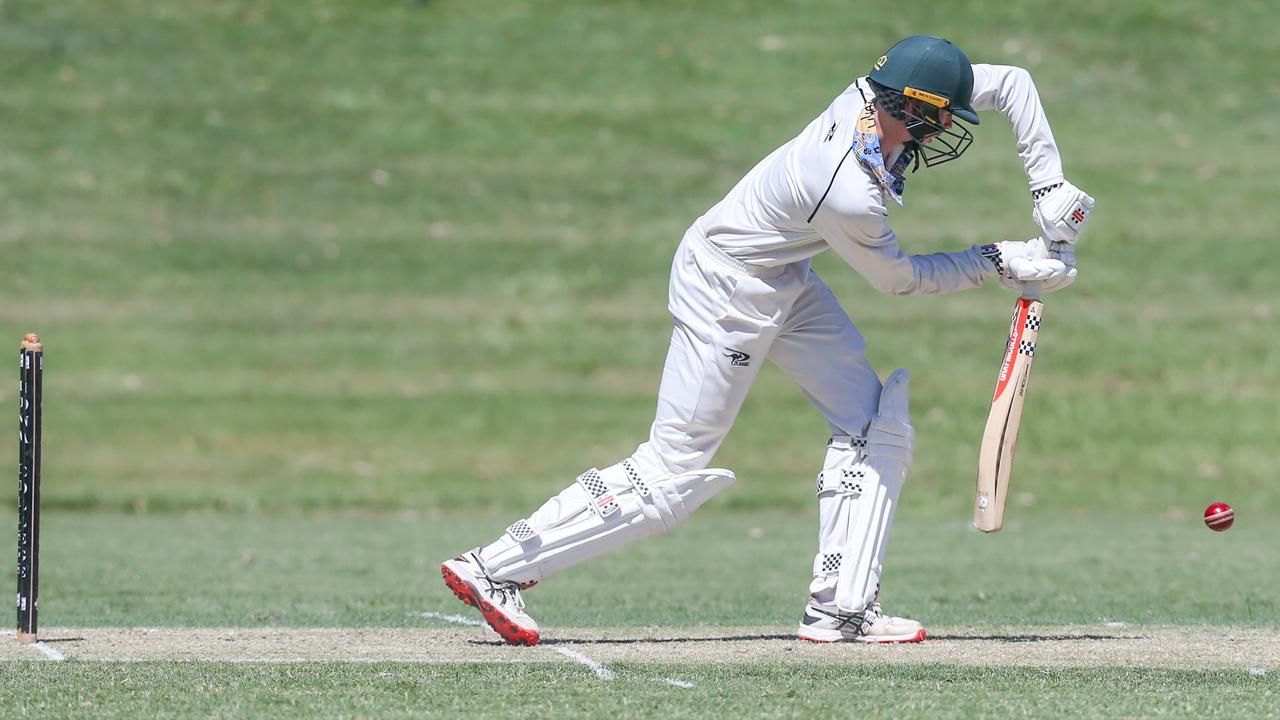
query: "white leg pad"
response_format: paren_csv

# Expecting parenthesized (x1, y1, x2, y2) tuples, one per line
(478, 459, 735, 585)
(809, 434, 867, 603)
(833, 368, 914, 613)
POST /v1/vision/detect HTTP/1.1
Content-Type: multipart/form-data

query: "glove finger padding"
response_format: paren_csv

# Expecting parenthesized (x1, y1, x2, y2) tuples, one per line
(1004, 266, 1076, 294)
(1007, 257, 1068, 282)
(979, 237, 1076, 292)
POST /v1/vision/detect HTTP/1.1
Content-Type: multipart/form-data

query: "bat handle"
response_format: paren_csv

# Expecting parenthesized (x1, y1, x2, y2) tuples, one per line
(1020, 281, 1043, 302)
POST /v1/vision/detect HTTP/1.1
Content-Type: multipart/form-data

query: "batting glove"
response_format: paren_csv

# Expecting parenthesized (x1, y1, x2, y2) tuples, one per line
(977, 237, 1078, 293)
(1032, 180, 1095, 244)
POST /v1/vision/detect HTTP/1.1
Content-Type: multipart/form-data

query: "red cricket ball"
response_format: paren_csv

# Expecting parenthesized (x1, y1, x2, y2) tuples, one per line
(1203, 502, 1234, 532)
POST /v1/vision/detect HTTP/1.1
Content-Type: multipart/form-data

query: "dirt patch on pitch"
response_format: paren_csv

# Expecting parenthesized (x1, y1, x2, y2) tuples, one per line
(4, 625, 1278, 673)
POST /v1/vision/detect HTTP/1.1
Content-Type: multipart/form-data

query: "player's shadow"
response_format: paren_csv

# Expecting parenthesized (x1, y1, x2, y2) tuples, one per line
(469, 633, 1143, 645)
(546, 633, 801, 645)
(929, 634, 1143, 643)
(470, 633, 809, 646)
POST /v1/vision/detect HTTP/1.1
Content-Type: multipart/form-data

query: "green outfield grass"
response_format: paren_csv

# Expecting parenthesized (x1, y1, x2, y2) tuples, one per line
(1, 0, 1277, 717)
(24, 510, 1280, 628)
(3, 663, 1277, 720)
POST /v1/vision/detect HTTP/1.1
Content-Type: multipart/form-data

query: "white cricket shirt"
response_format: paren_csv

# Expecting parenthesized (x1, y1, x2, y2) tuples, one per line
(691, 64, 1066, 295)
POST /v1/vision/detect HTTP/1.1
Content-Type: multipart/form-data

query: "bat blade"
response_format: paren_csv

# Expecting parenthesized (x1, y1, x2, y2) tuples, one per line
(974, 296, 1044, 533)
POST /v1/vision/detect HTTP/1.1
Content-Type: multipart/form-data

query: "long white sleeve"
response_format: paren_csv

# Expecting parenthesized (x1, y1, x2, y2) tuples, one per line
(969, 64, 1064, 191)
(690, 78, 997, 290)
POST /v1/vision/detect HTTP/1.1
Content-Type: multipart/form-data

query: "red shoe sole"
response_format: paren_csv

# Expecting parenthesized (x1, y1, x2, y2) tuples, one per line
(860, 629, 927, 644)
(797, 636, 835, 644)
(441, 564, 541, 647)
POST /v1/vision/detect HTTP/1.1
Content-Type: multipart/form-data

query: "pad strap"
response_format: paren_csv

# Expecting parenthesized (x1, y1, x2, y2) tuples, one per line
(576, 468, 620, 518)
(816, 436, 869, 497)
(817, 466, 867, 497)
(621, 459, 651, 497)
(505, 519, 538, 543)
(827, 434, 868, 451)
(814, 551, 843, 578)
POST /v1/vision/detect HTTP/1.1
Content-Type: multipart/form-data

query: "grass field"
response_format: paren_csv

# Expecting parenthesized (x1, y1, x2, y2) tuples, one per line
(2, 0, 1278, 717)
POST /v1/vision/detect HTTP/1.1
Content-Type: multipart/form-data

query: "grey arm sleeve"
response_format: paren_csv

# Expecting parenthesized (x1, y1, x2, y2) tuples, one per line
(809, 194, 994, 296)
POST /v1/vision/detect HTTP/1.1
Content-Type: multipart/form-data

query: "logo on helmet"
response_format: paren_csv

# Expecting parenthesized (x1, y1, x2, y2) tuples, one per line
(873, 54, 888, 71)
(903, 86, 949, 109)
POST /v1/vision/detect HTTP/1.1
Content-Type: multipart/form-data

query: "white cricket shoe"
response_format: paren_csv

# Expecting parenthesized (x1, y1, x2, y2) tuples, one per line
(441, 550, 541, 646)
(796, 598, 926, 644)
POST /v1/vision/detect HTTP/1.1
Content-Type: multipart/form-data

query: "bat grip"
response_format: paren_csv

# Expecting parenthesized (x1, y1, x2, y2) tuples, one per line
(1020, 281, 1043, 301)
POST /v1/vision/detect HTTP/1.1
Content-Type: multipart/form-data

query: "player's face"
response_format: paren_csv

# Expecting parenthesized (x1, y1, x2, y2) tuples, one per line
(905, 100, 974, 167)
(914, 104, 953, 144)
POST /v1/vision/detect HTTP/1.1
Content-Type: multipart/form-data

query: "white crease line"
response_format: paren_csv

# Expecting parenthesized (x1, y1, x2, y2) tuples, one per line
(29, 642, 67, 661)
(417, 611, 484, 627)
(419, 616, 685, 686)
(551, 647, 615, 680)
(4, 631, 67, 662)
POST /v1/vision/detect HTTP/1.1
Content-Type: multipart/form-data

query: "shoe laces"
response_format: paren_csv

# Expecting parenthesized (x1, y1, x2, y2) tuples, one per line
(809, 601, 866, 633)
(466, 551, 526, 611)
(858, 602, 884, 633)
(483, 577, 525, 610)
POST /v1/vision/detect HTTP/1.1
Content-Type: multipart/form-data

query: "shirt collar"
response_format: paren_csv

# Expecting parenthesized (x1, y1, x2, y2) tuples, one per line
(852, 104, 913, 207)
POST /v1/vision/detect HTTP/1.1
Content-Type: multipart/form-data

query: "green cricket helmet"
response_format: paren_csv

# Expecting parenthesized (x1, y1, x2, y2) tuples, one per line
(868, 35, 979, 166)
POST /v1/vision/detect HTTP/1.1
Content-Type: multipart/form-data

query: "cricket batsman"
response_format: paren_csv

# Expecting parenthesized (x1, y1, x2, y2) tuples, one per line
(442, 35, 1094, 645)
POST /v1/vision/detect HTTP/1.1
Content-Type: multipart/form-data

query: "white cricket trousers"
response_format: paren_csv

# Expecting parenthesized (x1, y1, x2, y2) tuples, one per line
(476, 229, 887, 586)
(627, 229, 883, 481)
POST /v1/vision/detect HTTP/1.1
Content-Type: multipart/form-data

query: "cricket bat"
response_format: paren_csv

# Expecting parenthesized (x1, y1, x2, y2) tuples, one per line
(973, 290, 1044, 533)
